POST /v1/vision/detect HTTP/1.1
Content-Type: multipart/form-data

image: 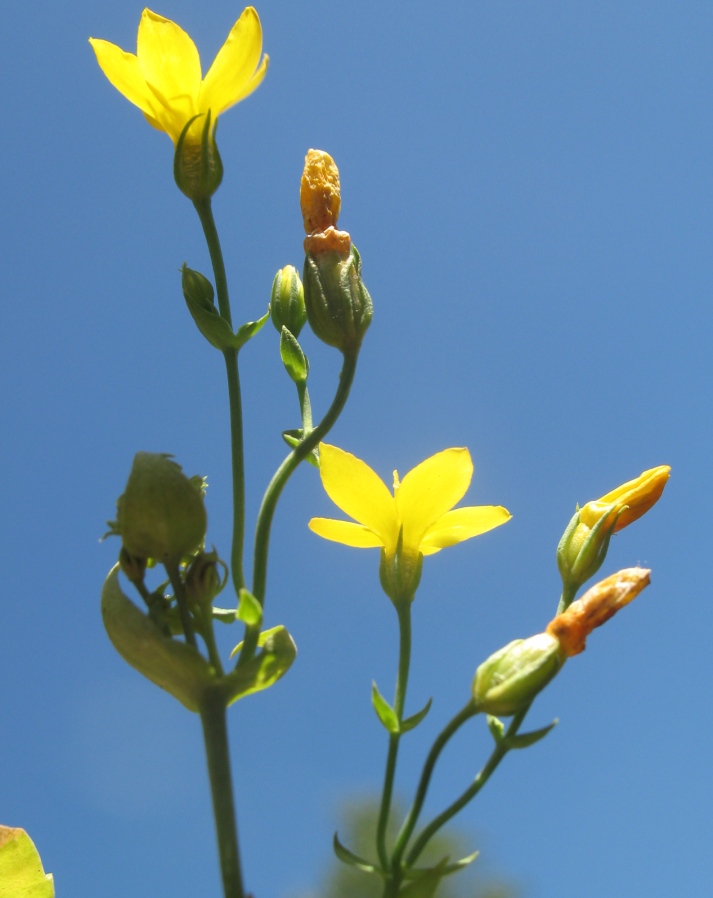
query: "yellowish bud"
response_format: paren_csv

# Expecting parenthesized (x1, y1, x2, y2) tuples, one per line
(579, 465, 670, 533)
(546, 567, 651, 657)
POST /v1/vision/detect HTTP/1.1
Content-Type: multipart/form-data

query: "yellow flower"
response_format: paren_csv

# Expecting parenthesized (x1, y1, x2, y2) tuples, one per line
(89, 8, 268, 145)
(309, 443, 511, 562)
(579, 465, 670, 532)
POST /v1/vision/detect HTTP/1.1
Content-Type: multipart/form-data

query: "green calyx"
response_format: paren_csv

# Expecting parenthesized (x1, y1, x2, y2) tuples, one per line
(270, 265, 307, 337)
(108, 452, 207, 564)
(173, 112, 223, 201)
(472, 633, 564, 716)
(303, 244, 373, 354)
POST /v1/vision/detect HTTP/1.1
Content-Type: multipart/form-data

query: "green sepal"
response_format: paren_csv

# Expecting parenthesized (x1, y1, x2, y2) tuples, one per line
(237, 588, 263, 627)
(401, 697, 433, 733)
(282, 429, 320, 468)
(280, 326, 309, 383)
(101, 565, 215, 712)
(371, 681, 400, 734)
(234, 310, 270, 350)
(332, 833, 384, 876)
(404, 850, 480, 881)
(503, 719, 558, 750)
(0, 826, 54, 897)
(181, 264, 237, 351)
(487, 714, 505, 744)
(224, 626, 296, 704)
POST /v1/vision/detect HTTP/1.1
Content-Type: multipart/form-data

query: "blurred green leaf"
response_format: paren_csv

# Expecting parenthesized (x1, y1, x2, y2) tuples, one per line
(0, 827, 54, 897)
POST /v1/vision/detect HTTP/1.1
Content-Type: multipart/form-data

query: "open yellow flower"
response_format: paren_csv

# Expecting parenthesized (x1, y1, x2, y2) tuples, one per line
(89, 8, 268, 145)
(309, 444, 511, 562)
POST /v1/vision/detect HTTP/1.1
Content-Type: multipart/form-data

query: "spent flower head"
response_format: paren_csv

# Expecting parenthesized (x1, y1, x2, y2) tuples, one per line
(90, 8, 268, 146)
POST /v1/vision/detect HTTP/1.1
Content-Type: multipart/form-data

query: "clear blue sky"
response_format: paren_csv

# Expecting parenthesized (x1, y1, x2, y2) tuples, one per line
(2, 1, 711, 896)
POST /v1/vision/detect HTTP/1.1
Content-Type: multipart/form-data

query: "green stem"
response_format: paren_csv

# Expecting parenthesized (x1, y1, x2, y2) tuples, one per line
(200, 690, 245, 898)
(297, 380, 313, 433)
(390, 700, 478, 872)
(193, 198, 246, 595)
(238, 352, 358, 664)
(200, 614, 225, 676)
(376, 602, 412, 872)
(165, 560, 197, 650)
(405, 704, 532, 867)
(557, 583, 578, 615)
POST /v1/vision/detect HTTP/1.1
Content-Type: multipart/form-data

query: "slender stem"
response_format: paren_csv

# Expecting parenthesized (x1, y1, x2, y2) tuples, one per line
(238, 352, 358, 665)
(200, 614, 225, 676)
(224, 348, 246, 594)
(557, 583, 578, 615)
(390, 700, 478, 871)
(376, 602, 412, 871)
(406, 704, 532, 867)
(192, 198, 246, 595)
(200, 691, 245, 898)
(165, 560, 197, 650)
(297, 380, 313, 433)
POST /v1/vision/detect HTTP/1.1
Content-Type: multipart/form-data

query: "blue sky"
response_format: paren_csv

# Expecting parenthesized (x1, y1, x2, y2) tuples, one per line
(2, 1, 712, 896)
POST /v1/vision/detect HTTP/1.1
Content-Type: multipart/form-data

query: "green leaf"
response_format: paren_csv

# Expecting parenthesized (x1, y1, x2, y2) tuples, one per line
(281, 430, 319, 468)
(504, 719, 558, 750)
(212, 606, 238, 624)
(332, 833, 384, 876)
(487, 714, 505, 743)
(371, 682, 400, 734)
(182, 282, 238, 351)
(0, 827, 54, 897)
(101, 565, 215, 712)
(234, 310, 270, 350)
(404, 849, 479, 881)
(401, 697, 433, 733)
(236, 589, 263, 627)
(279, 326, 309, 383)
(224, 626, 297, 704)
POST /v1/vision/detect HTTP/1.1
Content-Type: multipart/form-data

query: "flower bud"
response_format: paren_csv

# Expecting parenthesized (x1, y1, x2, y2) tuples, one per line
(185, 549, 226, 609)
(299, 149, 372, 355)
(303, 245, 373, 354)
(472, 633, 564, 716)
(109, 453, 207, 563)
(173, 112, 223, 201)
(182, 265, 215, 310)
(546, 567, 650, 657)
(270, 265, 307, 337)
(557, 465, 669, 599)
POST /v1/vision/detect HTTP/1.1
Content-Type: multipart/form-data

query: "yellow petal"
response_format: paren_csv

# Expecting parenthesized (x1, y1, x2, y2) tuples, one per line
(318, 444, 398, 551)
(89, 38, 160, 119)
(201, 8, 268, 115)
(395, 448, 473, 551)
(308, 518, 384, 549)
(421, 505, 512, 550)
(137, 9, 201, 129)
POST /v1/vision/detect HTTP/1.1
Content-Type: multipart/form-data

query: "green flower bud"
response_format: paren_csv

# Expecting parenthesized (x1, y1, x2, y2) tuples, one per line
(173, 112, 223, 201)
(185, 550, 226, 609)
(270, 265, 307, 337)
(182, 265, 215, 310)
(109, 453, 207, 563)
(472, 633, 564, 716)
(303, 244, 373, 355)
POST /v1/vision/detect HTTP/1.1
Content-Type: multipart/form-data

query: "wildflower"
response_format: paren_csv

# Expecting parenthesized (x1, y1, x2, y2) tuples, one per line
(89, 8, 268, 146)
(557, 465, 669, 599)
(309, 444, 510, 598)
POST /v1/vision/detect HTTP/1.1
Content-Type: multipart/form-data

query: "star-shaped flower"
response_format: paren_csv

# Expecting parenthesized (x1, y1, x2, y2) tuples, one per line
(90, 8, 268, 145)
(309, 444, 511, 563)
